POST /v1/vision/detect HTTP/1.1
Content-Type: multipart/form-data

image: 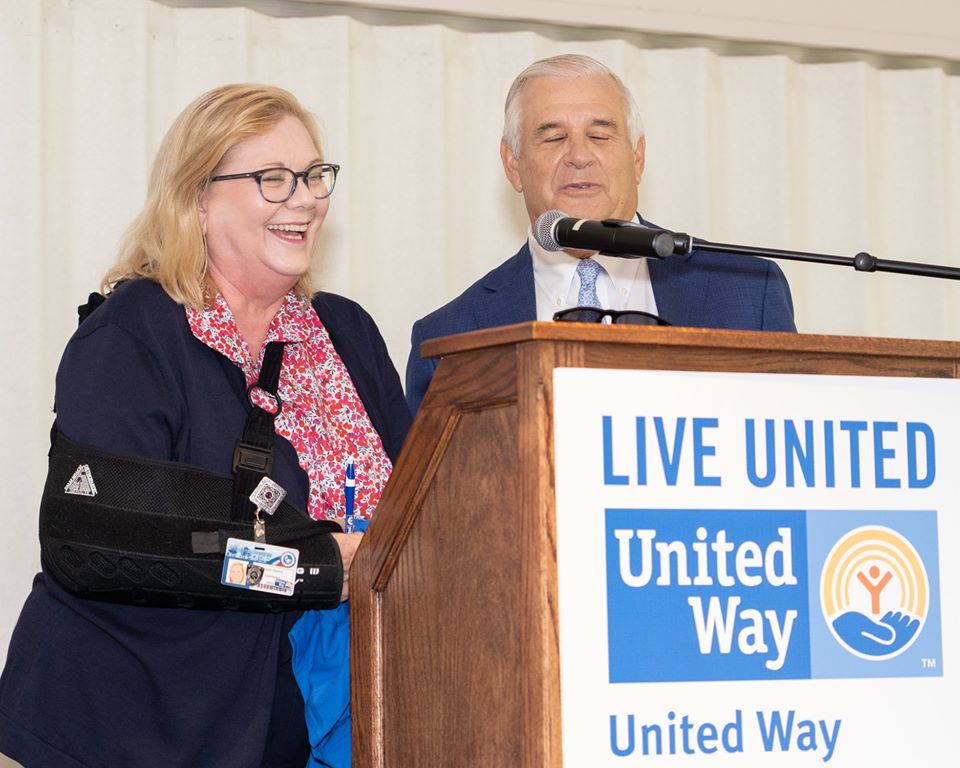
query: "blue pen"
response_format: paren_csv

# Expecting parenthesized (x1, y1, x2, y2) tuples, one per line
(344, 457, 357, 532)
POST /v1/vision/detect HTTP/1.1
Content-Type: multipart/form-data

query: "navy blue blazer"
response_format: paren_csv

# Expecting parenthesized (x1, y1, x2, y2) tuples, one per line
(406, 223, 796, 413)
(0, 279, 411, 767)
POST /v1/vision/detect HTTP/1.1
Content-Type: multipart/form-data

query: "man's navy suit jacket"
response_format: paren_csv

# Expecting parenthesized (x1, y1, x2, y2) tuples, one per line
(406, 225, 796, 414)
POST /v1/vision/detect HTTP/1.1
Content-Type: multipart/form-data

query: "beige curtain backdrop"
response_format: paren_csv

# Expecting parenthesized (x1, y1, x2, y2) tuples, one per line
(1, 0, 959, 663)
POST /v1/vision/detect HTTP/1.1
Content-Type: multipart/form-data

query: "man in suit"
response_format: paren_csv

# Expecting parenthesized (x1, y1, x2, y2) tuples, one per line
(406, 54, 795, 414)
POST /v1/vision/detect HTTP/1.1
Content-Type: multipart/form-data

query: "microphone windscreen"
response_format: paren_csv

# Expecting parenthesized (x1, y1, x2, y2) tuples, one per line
(533, 209, 568, 251)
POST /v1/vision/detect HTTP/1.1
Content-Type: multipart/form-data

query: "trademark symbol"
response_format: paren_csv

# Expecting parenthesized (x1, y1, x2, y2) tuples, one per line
(922, 658, 937, 669)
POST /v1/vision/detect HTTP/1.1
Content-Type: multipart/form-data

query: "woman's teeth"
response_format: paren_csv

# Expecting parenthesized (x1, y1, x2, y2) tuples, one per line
(266, 223, 308, 240)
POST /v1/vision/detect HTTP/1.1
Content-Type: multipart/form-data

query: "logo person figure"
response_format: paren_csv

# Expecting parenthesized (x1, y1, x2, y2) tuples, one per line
(856, 564, 892, 615)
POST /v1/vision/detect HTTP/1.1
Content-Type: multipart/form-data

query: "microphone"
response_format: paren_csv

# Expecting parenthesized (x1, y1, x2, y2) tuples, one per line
(533, 210, 692, 259)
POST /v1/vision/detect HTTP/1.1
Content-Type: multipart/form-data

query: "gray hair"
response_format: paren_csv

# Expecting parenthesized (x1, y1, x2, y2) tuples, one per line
(503, 54, 644, 157)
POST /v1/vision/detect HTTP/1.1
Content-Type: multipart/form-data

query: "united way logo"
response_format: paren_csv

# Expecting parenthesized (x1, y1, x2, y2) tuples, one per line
(820, 526, 928, 661)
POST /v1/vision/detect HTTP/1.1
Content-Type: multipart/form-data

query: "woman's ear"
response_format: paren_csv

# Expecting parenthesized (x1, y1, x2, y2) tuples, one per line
(197, 190, 208, 236)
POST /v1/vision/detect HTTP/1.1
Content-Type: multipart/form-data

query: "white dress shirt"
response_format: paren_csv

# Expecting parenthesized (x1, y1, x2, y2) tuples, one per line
(529, 214, 659, 322)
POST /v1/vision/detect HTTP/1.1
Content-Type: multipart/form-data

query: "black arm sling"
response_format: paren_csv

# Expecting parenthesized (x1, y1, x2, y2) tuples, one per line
(39, 297, 343, 611)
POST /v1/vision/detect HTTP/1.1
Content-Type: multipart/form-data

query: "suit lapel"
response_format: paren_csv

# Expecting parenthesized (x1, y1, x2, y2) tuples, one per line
(649, 256, 708, 327)
(641, 213, 708, 328)
(475, 243, 537, 328)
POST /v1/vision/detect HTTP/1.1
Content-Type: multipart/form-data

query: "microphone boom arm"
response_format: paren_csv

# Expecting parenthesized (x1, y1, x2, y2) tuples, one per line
(693, 238, 960, 281)
(537, 210, 960, 280)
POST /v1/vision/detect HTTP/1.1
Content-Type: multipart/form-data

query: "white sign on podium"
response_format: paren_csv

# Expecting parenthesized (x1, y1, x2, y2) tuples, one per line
(554, 368, 957, 766)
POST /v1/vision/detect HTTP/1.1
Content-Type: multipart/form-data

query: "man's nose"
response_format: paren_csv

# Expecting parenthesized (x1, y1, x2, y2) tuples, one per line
(562, 134, 595, 167)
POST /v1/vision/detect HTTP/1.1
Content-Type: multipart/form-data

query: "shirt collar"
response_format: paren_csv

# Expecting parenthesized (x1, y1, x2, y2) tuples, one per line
(528, 212, 644, 301)
(265, 292, 315, 345)
(187, 291, 316, 372)
(202, 291, 313, 342)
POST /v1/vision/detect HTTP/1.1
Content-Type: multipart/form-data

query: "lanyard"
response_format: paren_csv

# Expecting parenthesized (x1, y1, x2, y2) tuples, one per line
(230, 341, 286, 524)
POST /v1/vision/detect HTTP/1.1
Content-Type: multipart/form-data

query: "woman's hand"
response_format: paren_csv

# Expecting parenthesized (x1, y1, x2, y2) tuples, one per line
(330, 532, 364, 601)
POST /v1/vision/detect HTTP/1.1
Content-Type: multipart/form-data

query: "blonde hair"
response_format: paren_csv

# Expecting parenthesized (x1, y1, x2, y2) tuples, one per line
(103, 84, 323, 308)
(503, 54, 644, 158)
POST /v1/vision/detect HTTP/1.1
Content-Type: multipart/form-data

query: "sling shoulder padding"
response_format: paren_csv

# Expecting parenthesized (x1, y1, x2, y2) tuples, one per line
(40, 431, 343, 611)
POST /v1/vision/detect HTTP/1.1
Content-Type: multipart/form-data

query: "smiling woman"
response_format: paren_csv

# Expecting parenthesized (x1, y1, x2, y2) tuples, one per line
(0, 84, 411, 768)
(200, 114, 334, 357)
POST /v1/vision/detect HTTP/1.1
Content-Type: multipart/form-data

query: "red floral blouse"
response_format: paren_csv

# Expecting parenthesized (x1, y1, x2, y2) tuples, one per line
(186, 292, 392, 525)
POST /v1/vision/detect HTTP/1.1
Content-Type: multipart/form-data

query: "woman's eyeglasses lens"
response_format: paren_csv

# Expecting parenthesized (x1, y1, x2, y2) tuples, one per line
(259, 164, 337, 203)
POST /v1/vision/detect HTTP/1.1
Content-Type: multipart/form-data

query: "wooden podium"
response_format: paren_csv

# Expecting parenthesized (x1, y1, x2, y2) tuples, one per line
(350, 323, 960, 767)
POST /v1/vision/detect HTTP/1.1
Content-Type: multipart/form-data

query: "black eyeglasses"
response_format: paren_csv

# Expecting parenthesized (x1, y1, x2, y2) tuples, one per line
(210, 162, 340, 203)
(553, 307, 671, 326)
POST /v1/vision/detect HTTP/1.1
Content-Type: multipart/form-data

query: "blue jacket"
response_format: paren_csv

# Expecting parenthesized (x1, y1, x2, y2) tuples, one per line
(0, 279, 411, 767)
(406, 229, 796, 413)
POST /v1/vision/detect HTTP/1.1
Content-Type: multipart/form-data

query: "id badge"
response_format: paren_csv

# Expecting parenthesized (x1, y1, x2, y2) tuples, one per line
(221, 537, 300, 597)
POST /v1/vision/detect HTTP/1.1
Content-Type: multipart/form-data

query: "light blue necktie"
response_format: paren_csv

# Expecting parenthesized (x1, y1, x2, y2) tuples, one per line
(576, 258, 603, 308)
